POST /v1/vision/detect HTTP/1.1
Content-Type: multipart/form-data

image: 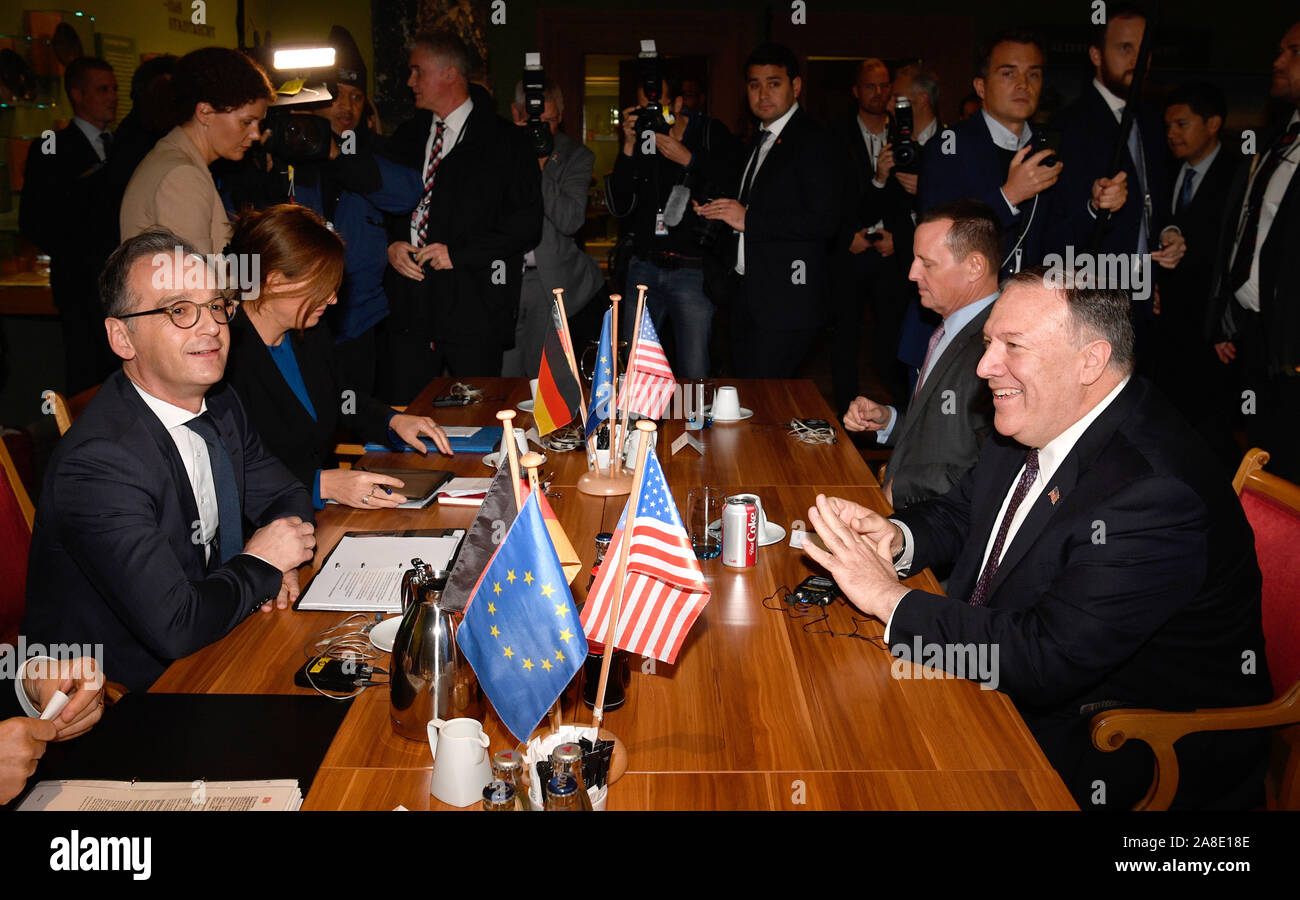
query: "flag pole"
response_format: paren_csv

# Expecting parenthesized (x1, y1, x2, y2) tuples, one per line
(592, 419, 656, 730)
(552, 287, 597, 474)
(607, 294, 621, 477)
(522, 449, 564, 736)
(496, 409, 523, 512)
(577, 293, 632, 498)
(613, 284, 647, 476)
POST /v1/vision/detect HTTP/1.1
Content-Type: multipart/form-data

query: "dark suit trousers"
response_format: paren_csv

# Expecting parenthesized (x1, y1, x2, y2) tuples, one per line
(1233, 308, 1300, 482)
(375, 320, 505, 406)
(727, 274, 818, 376)
(830, 248, 908, 414)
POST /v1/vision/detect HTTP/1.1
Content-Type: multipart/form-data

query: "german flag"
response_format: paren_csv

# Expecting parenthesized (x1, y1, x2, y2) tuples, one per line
(533, 303, 582, 436)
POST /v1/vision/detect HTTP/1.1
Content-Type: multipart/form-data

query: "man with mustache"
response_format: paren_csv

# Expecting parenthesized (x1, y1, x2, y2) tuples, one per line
(22, 231, 316, 692)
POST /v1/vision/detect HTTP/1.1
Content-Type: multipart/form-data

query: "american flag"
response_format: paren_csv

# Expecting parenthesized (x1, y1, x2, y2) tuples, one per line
(617, 307, 676, 420)
(579, 449, 710, 664)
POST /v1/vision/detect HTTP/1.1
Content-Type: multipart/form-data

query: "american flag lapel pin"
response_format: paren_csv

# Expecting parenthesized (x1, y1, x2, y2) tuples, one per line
(1049, 486, 1060, 505)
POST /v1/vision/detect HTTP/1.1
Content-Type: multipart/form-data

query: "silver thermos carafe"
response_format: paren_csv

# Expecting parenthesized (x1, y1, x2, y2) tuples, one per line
(389, 558, 484, 740)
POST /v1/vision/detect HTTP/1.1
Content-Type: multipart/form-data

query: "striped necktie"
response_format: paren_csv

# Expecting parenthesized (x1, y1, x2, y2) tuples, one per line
(410, 119, 447, 248)
(969, 450, 1039, 608)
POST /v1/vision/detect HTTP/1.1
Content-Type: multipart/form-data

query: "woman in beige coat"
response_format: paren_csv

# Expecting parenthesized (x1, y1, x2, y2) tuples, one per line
(120, 47, 273, 255)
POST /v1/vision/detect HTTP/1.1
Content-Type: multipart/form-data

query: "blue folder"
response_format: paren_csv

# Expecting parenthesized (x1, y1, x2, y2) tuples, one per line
(365, 425, 504, 455)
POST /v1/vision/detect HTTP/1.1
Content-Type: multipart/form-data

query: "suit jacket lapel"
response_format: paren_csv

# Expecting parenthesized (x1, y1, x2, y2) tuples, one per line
(750, 108, 802, 198)
(897, 307, 991, 447)
(206, 385, 246, 512)
(114, 372, 207, 571)
(985, 379, 1144, 601)
(949, 443, 1024, 600)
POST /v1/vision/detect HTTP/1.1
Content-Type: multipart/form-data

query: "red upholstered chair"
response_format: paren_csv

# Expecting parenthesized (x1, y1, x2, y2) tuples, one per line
(0, 435, 34, 648)
(1090, 448, 1300, 810)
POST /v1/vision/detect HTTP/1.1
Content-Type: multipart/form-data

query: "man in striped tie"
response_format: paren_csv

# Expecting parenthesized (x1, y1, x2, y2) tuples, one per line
(806, 268, 1270, 810)
(380, 31, 542, 403)
(841, 201, 1000, 512)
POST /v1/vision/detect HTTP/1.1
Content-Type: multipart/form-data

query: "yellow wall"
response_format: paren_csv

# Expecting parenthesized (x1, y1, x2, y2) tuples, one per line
(1, 1, 372, 93)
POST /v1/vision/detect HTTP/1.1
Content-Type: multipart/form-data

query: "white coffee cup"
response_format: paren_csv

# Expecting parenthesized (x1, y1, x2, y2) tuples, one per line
(712, 385, 742, 420)
(427, 717, 493, 808)
(621, 424, 656, 470)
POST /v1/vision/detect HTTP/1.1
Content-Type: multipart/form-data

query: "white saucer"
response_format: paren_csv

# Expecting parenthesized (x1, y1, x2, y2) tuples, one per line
(517, 399, 535, 413)
(706, 405, 754, 422)
(369, 616, 403, 653)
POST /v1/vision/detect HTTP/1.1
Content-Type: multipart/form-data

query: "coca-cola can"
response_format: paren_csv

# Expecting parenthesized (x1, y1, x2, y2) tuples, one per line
(722, 497, 758, 568)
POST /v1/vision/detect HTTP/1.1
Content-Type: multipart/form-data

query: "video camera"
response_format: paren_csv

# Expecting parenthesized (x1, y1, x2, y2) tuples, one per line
(521, 52, 554, 159)
(890, 96, 921, 173)
(631, 40, 675, 154)
(259, 45, 339, 164)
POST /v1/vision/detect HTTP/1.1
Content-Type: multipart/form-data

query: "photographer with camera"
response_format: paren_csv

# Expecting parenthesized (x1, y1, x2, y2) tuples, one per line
(605, 44, 739, 379)
(215, 29, 424, 397)
(828, 59, 928, 413)
(502, 70, 603, 378)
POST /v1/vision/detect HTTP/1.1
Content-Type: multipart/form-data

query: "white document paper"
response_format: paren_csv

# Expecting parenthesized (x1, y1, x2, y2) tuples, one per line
(299, 531, 464, 612)
(18, 779, 303, 811)
(440, 426, 482, 438)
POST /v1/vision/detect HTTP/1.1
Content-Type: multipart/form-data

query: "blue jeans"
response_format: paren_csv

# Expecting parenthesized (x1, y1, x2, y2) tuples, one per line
(626, 256, 714, 379)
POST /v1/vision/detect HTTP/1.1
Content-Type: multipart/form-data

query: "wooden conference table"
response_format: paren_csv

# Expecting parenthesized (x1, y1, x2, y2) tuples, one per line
(152, 378, 1078, 811)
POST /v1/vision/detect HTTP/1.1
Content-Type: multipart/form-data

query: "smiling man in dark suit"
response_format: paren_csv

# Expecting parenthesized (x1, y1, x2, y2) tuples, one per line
(696, 42, 841, 377)
(842, 200, 999, 512)
(23, 231, 316, 692)
(806, 268, 1270, 809)
(381, 30, 542, 401)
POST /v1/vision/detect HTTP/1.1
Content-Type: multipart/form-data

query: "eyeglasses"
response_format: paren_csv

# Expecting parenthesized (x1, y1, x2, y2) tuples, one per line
(116, 298, 240, 328)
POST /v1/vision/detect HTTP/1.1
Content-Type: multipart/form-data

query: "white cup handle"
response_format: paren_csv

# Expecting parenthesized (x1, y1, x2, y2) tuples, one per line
(477, 731, 490, 749)
(427, 718, 446, 760)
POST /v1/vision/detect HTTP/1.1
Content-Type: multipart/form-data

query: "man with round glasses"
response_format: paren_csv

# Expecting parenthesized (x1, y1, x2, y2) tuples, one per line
(22, 230, 316, 692)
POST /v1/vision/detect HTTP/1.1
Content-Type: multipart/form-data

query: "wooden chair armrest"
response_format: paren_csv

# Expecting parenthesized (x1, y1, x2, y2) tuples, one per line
(333, 443, 366, 457)
(1091, 681, 1300, 810)
(104, 681, 129, 707)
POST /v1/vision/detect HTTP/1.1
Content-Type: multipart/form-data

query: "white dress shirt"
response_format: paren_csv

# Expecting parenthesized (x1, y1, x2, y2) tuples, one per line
(1171, 142, 1221, 215)
(408, 97, 474, 244)
(876, 291, 999, 444)
(72, 116, 111, 162)
(982, 109, 1033, 215)
(886, 375, 1131, 641)
(1231, 109, 1300, 313)
(130, 381, 218, 562)
(735, 101, 800, 276)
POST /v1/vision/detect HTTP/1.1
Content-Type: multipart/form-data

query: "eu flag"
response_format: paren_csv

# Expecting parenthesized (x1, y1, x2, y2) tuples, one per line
(457, 491, 587, 741)
(584, 308, 614, 440)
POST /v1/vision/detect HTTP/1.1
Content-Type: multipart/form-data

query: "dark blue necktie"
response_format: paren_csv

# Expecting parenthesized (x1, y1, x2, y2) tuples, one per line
(184, 412, 242, 565)
(1177, 168, 1196, 214)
